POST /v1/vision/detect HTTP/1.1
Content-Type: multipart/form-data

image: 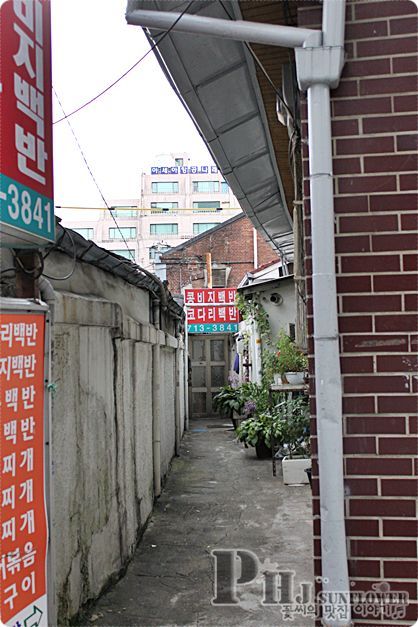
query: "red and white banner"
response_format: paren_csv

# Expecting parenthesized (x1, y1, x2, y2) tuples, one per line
(0, 0, 55, 243)
(0, 312, 48, 626)
(186, 305, 239, 324)
(184, 288, 237, 306)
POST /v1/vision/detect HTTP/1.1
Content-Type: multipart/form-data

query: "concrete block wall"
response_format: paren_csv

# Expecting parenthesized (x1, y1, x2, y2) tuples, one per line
(299, 1, 417, 624)
(49, 278, 183, 623)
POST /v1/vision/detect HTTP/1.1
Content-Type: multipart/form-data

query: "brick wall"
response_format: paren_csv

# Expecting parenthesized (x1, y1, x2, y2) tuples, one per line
(163, 215, 278, 294)
(299, 1, 417, 624)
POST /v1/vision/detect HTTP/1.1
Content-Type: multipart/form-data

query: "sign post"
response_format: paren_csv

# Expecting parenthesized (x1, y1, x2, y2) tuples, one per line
(0, 0, 55, 247)
(184, 288, 239, 334)
(0, 300, 50, 627)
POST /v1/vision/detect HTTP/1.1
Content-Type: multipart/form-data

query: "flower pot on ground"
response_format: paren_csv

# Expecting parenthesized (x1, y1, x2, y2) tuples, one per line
(282, 456, 311, 485)
(236, 411, 273, 456)
(255, 439, 272, 459)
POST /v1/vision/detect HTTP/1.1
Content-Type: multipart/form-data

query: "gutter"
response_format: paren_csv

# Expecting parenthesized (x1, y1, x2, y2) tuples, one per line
(126, 3, 349, 624)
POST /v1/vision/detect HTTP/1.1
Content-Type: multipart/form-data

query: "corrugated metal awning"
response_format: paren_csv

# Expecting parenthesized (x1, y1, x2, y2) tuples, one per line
(127, 0, 294, 263)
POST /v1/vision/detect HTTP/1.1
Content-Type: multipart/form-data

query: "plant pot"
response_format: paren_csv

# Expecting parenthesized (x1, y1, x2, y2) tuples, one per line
(282, 455, 311, 485)
(273, 373, 283, 385)
(285, 371, 305, 385)
(255, 440, 272, 459)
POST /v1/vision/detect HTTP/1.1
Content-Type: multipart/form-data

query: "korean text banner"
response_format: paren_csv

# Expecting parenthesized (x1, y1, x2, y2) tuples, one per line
(0, 313, 48, 627)
(0, 0, 55, 243)
(184, 288, 237, 305)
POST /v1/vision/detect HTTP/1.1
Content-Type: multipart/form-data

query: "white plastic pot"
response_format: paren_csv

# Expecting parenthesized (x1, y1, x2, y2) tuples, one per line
(285, 371, 305, 385)
(282, 456, 311, 485)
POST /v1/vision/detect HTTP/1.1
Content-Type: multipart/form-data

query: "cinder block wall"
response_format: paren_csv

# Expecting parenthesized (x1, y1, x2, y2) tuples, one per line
(299, 1, 417, 624)
(48, 255, 182, 624)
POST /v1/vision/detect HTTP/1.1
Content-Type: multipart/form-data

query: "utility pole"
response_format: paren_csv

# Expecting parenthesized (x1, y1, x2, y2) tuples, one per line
(205, 252, 212, 288)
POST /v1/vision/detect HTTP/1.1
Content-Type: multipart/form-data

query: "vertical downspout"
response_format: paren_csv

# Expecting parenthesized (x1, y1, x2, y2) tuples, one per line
(184, 310, 190, 430)
(252, 228, 258, 268)
(152, 299, 162, 497)
(296, 1, 350, 624)
(174, 322, 181, 455)
(308, 84, 350, 625)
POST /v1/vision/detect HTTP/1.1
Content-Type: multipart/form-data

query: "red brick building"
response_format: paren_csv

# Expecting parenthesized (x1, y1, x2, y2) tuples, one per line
(298, 3, 417, 623)
(162, 214, 279, 296)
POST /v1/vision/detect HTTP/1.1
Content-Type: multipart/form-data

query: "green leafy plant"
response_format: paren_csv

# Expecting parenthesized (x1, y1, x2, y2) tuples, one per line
(276, 396, 310, 457)
(235, 293, 270, 339)
(261, 348, 281, 386)
(276, 330, 307, 374)
(236, 411, 274, 448)
(212, 386, 242, 418)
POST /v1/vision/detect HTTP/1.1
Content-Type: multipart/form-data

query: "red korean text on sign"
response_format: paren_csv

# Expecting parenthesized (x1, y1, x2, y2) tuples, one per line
(186, 306, 239, 324)
(0, 313, 48, 624)
(184, 288, 237, 305)
(0, 0, 53, 198)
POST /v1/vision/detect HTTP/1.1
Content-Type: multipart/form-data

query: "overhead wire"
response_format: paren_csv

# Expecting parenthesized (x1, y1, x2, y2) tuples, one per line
(53, 87, 136, 262)
(53, 1, 195, 125)
(43, 228, 78, 281)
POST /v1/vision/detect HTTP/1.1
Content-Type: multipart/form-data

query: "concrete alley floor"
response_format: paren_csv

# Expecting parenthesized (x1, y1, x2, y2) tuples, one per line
(84, 421, 313, 627)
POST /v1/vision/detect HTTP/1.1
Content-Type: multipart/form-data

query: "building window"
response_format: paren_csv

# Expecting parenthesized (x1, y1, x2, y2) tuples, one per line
(212, 268, 227, 287)
(150, 202, 179, 211)
(150, 223, 179, 235)
(110, 249, 135, 260)
(110, 208, 137, 218)
(109, 227, 136, 239)
(221, 181, 229, 193)
(149, 245, 171, 261)
(192, 181, 219, 193)
(193, 223, 218, 235)
(151, 181, 179, 193)
(192, 201, 221, 210)
(72, 227, 93, 239)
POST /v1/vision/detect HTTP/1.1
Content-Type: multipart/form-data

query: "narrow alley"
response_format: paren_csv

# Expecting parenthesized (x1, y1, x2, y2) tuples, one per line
(84, 421, 313, 627)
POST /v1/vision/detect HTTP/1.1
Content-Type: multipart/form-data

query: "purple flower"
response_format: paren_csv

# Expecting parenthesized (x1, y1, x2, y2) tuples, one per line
(243, 400, 257, 417)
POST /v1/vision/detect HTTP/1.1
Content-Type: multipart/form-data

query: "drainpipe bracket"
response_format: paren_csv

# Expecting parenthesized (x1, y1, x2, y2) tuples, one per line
(295, 45, 345, 90)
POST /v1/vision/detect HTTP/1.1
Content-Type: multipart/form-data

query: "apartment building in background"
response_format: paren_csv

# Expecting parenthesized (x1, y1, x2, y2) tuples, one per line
(60, 153, 242, 273)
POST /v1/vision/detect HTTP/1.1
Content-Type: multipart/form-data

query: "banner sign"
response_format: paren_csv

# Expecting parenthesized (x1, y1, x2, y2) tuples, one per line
(0, 312, 48, 627)
(185, 288, 236, 305)
(151, 165, 218, 175)
(185, 288, 239, 333)
(0, 0, 55, 245)
(187, 306, 239, 325)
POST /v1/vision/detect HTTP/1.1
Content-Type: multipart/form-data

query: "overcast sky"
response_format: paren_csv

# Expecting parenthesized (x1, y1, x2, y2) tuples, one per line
(51, 0, 212, 221)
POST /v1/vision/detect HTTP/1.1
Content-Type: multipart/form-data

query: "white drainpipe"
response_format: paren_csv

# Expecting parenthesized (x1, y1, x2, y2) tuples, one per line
(127, 3, 349, 623)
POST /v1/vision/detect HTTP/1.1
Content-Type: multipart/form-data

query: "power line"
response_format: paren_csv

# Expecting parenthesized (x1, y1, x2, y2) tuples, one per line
(53, 1, 194, 125)
(53, 87, 135, 261)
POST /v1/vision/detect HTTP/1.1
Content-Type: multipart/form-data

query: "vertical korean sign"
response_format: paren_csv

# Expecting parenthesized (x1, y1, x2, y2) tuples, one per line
(0, 311, 48, 626)
(0, 0, 55, 245)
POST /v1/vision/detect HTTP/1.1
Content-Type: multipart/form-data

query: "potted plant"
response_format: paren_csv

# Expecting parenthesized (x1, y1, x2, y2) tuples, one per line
(212, 385, 242, 427)
(277, 396, 311, 485)
(236, 411, 273, 458)
(235, 384, 275, 457)
(276, 330, 308, 385)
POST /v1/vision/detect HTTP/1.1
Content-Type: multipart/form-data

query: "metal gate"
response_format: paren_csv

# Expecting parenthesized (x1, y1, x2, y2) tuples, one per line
(189, 334, 230, 418)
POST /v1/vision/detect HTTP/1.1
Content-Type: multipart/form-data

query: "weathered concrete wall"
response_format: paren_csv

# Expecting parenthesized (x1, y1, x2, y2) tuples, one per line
(48, 260, 184, 623)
